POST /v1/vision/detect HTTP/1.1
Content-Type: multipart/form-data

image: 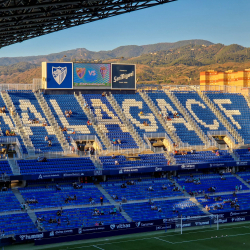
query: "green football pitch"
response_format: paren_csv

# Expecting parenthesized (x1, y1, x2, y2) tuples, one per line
(5, 222, 250, 250)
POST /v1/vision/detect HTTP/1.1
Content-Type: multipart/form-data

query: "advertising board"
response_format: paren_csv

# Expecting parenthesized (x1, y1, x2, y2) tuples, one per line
(111, 64, 136, 89)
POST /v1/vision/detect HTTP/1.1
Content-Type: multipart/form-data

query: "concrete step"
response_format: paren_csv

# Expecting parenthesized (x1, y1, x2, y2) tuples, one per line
(8, 159, 20, 175)
(95, 183, 133, 222)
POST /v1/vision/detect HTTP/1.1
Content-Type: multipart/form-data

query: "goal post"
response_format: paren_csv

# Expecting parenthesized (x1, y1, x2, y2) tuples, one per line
(175, 214, 219, 234)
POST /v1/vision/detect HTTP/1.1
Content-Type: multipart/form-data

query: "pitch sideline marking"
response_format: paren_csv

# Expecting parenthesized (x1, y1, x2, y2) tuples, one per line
(93, 245, 105, 250)
(154, 237, 173, 244)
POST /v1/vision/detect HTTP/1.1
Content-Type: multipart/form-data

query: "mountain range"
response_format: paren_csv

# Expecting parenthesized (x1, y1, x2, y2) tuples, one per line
(1, 39, 250, 85)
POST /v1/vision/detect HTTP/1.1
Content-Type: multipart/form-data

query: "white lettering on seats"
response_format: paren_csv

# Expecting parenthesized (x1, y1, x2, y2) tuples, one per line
(156, 99, 194, 132)
(213, 99, 241, 129)
(122, 99, 158, 132)
(90, 99, 128, 133)
(186, 99, 219, 130)
(49, 99, 91, 134)
(19, 100, 45, 125)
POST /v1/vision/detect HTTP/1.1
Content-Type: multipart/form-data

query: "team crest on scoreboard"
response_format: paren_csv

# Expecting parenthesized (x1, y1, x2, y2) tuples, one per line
(52, 66, 67, 85)
(76, 68, 86, 79)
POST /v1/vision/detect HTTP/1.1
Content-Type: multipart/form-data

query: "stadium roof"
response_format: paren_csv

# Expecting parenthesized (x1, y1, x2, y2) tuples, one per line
(0, 0, 176, 49)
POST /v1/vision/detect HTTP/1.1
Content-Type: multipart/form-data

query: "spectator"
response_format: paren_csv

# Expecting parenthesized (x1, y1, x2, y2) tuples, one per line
(148, 186, 154, 191)
(121, 183, 126, 188)
(56, 183, 61, 191)
(45, 136, 48, 141)
(48, 140, 52, 147)
(115, 160, 119, 165)
(87, 120, 92, 126)
(100, 196, 103, 205)
(102, 92, 106, 97)
(162, 184, 167, 190)
(112, 138, 117, 144)
(117, 139, 121, 144)
(111, 154, 116, 159)
(139, 111, 144, 116)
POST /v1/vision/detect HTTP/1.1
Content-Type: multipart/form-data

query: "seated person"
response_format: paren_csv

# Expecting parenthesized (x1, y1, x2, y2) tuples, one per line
(69, 110, 72, 116)
(151, 205, 157, 210)
(87, 120, 92, 126)
(216, 151, 220, 156)
(112, 195, 118, 200)
(42, 122, 47, 126)
(48, 140, 52, 147)
(112, 138, 117, 144)
(121, 183, 126, 188)
(111, 154, 116, 159)
(45, 136, 48, 141)
(102, 92, 106, 97)
(117, 139, 121, 144)
(158, 207, 162, 212)
(149, 198, 154, 205)
(220, 175, 226, 180)
(115, 160, 119, 165)
(56, 184, 61, 191)
(162, 184, 167, 190)
(139, 111, 144, 116)
(205, 205, 210, 211)
(122, 197, 127, 203)
(148, 186, 154, 191)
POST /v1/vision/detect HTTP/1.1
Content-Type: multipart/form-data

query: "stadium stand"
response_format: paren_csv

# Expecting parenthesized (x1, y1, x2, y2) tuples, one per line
(19, 183, 107, 209)
(43, 94, 104, 147)
(0, 93, 27, 154)
(0, 160, 13, 176)
(113, 93, 168, 140)
(176, 173, 248, 193)
(206, 92, 250, 143)
(36, 206, 126, 230)
(101, 178, 183, 201)
(83, 94, 138, 149)
(0, 213, 38, 236)
(0, 189, 20, 212)
(99, 153, 169, 169)
(122, 199, 205, 221)
(147, 91, 204, 145)
(234, 148, 250, 160)
(174, 150, 234, 164)
(173, 91, 226, 136)
(8, 90, 63, 153)
(17, 157, 96, 174)
(197, 193, 250, 213)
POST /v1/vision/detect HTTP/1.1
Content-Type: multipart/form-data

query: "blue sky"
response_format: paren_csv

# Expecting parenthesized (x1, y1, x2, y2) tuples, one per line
(0, 0, 249, 57)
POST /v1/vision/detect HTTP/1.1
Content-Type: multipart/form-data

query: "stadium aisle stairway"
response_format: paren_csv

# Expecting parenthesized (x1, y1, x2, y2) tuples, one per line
(8, 90, 63, 153)
(83, 94, 139, 149)
(206, 92, 250, 144)
(0, 92, 27, 154)
(173, 91, 226, 137)
(43, 94, 104, 147)
(147, 91, 204, 146)
(113, 93, 168, 141)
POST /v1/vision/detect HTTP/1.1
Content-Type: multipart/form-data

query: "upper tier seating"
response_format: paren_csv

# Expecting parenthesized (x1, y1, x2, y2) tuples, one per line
(0, 213, 38, 236)
(173, 91, 226, 136)
(0, 160, 13, 176)
(83, 94, 138, 149)
(174, 150, 234, 164)
(101, 178, 183, 201)
(43, 94, 104, 148)
(36, 206, 126, 230)
(17, 157, 96, 174)
(176, 173, 248, 193)
(197, 193, 250, 213)
(113, 93, 168, 140)
(8, 91, 63, 153)
(0, 190, 20, 212)
(206, 92, 250, 143)
(0, 92, 27, 154)
(99, 153, 168, 169)
(123, 199, 205, 221)
(234, 149, 250, 161)
(147, 91, 204, 146)
(19, 183, 107, 209)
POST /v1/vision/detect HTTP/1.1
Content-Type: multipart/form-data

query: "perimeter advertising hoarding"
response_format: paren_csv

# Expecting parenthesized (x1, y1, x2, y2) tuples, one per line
(111, 64, 136, 89)
(42, 62, 73, 89)
(73, 63, 111, 88)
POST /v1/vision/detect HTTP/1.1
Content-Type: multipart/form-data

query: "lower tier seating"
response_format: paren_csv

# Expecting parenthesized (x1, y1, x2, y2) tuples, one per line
(123, 199, 205, 221)
(17, 157, 96, 174)
(36, 206, 126, 230)
(19, 183, 107, 209)
(0, 213, 38, 236)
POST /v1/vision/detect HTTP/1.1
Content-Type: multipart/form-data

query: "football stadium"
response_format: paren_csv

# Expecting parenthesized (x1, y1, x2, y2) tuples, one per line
(1, 1, 250, 250)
